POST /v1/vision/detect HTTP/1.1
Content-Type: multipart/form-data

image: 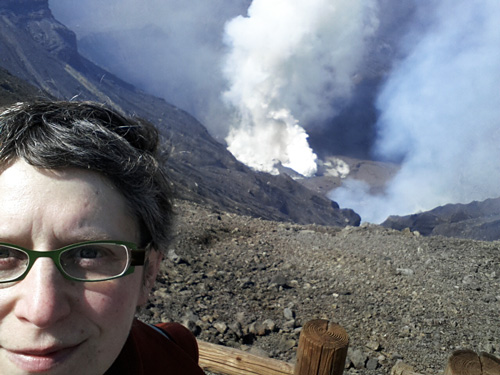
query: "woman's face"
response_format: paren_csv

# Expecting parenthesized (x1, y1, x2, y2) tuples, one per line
(0, 159, 151, 375)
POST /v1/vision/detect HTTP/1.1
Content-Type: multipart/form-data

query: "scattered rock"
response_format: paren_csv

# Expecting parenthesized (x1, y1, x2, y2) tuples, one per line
(366, 357, 379, 370)
(396, 268, 414, 276)
(283, 320, 296, 331)
(391, 361, 416, 375)
(213, 322, 228, 335)
(283, 307, 295, 320)
(248, 346, 270, 358)
(270, 274, 289, 287)
(137, 200, 500, 374)
(278, 338, 296, 352)
(349, 348, 368, 369)
(228, 322, 243, 337)
(262, 319, 277, 333)
(167, 249, 183, 263)
(366, 340, 381, 351)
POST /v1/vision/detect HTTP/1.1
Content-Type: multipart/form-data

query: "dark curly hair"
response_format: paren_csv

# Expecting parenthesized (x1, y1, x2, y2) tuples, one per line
(0, 100, 173, 253)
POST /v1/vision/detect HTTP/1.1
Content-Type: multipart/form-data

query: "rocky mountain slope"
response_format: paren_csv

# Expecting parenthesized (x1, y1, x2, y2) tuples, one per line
(0, 66, 48, 106)
(382, 197, 500, 241)
(0, 0, 359, 227)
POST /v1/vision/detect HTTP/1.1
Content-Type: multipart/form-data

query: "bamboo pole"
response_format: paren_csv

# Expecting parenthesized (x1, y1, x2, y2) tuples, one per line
(294, 320, 349, 375)
(198, 340, 295, 375)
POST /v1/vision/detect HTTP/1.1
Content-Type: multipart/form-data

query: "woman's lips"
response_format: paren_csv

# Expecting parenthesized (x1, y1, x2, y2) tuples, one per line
(6, 344, 80, 372)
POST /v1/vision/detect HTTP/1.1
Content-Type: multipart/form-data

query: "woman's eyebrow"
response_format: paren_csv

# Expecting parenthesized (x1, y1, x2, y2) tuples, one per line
(51, 229, 120, 248)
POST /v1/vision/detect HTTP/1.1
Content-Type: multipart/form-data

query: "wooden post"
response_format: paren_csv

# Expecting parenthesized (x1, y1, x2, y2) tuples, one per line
(445, 350, 500, 375)
(294, 320, 349, 375)
(445, 350, 482, 375)
(479, 352, 500, 375)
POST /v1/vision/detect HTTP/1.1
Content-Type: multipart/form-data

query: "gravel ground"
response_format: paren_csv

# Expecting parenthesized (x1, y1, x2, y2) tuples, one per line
(138, 200, 500, 374)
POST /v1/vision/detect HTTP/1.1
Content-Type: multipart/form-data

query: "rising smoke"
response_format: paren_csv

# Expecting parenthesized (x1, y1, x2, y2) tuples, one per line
(49, 0, 378, 176)
(49, 0, 500, 222)
(221, 0, 378, 176)
(330, 0, 500, 222)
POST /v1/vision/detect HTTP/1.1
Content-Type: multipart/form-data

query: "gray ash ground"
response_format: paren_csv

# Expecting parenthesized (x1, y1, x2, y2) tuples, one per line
(138, 200, 500, 374)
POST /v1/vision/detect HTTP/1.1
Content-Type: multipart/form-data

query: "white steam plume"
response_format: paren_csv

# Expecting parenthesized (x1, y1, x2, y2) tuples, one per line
(50, 0, 378, 176)
(330, 0, 500, 223)
(222, 0, 378, 176)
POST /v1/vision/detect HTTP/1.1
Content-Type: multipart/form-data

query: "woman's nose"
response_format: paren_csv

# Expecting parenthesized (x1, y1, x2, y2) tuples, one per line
(13, 258, 72, 328)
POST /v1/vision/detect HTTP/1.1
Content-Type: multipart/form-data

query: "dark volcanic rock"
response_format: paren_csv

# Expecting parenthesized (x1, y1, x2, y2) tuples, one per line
(0, 0, 359, 227)
(382, 197, 500, 240)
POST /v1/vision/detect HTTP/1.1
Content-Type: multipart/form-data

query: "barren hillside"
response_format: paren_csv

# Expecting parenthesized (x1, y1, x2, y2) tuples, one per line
(138, 200, 500, 374)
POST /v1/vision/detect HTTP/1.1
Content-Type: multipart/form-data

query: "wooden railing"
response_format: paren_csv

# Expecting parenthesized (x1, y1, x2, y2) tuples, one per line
(198, 341, 294, 375)
(199, 319, 348, 375)
(198, 319, 500, 375)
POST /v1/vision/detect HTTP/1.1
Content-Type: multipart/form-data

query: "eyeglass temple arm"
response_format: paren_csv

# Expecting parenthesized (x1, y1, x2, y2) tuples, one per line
(130, 250, 146, 266)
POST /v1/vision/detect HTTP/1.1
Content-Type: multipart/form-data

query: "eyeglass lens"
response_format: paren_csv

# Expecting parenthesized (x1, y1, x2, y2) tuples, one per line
(60, 243, 129, 280)
(0, 246, 29, 280)
(0, 243, 130, 282)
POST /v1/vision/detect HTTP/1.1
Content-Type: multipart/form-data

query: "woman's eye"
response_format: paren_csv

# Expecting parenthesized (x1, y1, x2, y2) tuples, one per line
(0, 247, 24, 259)
(76, 246, 104, 259)
(0, 247, 26, 270)
(61, 244, 124, 270)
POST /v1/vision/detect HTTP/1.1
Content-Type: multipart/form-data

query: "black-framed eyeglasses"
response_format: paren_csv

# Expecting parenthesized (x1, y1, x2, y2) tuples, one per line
(0, 241, 145, 283)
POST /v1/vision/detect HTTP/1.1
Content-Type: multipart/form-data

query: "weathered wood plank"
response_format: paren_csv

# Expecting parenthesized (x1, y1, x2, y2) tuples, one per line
(198, 340, 295, 375)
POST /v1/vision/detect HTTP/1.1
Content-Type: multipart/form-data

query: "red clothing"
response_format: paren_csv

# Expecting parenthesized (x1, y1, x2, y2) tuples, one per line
(105, 319, 205, 374)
